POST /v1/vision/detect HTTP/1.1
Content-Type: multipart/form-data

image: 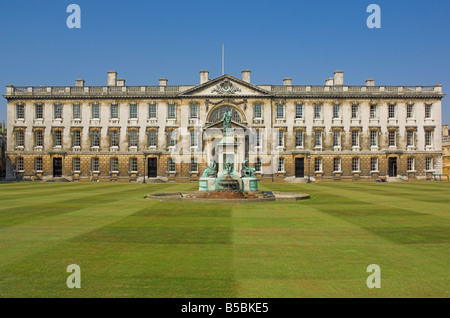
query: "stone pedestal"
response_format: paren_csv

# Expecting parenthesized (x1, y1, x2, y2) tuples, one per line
(199, 177, 216, 191)
(241, 177, 258, 191)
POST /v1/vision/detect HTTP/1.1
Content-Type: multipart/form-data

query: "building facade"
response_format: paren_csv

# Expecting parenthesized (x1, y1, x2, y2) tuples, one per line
(3, 70, 445, 182)
(442, 124, 450, 176)
(0, 122, 6, 179)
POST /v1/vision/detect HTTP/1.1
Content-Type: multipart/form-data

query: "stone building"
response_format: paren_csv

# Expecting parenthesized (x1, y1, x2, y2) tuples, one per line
(3, 70, 445, 182)
(442, 124, 450, 176)
(0, 122, 6, 179)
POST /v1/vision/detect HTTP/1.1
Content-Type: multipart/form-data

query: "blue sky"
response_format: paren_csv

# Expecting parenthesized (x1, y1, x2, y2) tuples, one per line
(0, 0, 449, 125)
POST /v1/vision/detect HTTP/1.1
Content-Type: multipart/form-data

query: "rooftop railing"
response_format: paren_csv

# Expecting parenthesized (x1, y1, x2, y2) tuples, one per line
(5, 84, 442, 97)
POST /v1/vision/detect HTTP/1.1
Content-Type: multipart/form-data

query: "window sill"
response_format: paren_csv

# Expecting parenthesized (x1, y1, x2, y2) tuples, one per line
(15, 146, 25, 151)
(129, 146, 138, 152)
(34, 146, 43, 151)
(333, 146, 342, 152)
(90, 146, 100, 152)
(109, 146, 119, 152)
(370, 146, 379, 151)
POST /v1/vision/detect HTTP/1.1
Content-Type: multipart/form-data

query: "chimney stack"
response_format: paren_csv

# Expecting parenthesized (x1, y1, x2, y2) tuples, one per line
(334, 70, 344, 86)
(325, 78, 334, 86)
(75, 79, 85, 87)
(242, 70, 251, 83)
(365, 79, 375, 86)
(200, 70, 209, 84)
(159, 78, 168, 86)
(117, 79, 126, 87)
(107, 71, 117, 86)
(283, 78, 292, 86)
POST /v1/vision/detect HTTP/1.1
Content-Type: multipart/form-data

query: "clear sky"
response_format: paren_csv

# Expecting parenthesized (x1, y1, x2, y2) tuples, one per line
(0, 0, 449, 126)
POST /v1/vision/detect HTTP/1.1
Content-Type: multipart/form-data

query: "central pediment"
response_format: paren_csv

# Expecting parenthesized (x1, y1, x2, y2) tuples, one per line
(179, 75, 271, 97)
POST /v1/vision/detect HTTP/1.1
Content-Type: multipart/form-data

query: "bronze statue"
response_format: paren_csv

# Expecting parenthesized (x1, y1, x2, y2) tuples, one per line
(201, 158, 217, 178)
(241, 157, 256, 178)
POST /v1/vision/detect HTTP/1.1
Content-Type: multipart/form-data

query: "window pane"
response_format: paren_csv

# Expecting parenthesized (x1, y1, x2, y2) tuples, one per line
(73, 104, 81, 119)
(111, 104, 119, 119)
(295, 104, 303, 118)
(149, 104, 157, 118)
(92, 105, 100, 119)
(130, 104, 137, 119)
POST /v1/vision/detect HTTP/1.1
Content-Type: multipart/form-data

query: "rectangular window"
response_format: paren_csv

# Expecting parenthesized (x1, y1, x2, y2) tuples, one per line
(16, 157, 24, 171)
(54, 104, 63, 119)
(277, 157, 285, 172)
(407, 104, 414, 118)
(426, 158, 433, 171)
(16, 130, 25, 147)
(54, 130, 62, 147)
(72, 157, 80, 172)
(389, 130, 396, 147)
(407, 130, 414, 147)
(388, 104, 396, 119)
(295, 130, 303, 147)
(190, 104, 198, 119)
(351, 104, 359, 119)
(256, 129, 262, 147)
(425, 130, 433, 147)
(91, 131, 100, 147)
(129, 104, 138, 119)
(352, 130, 359, 147)
(333, 158, 341, 172)
(168, 104, 176, 119)
(129, 130, 138, 147)
(35, 104, 43, 119)
(35, 130, 43, 147)
(276, 104, 284, 119)
(190, 130, 198, 147)
(92, 104, 100, 119)
(254, 104, 262, 119)
(314, 130, 322, 147)
(352, 157, 360, 172)
(370, 105, 377, 119)
(111, 104, 119, 119)
(16, 104, 25, 119)
(91, 158, 99, 172)
(190, 157, 198, 172)
(370, 158, 378, 172)
(407, 158, 415, 171)
(110, 157, 119, 172)
(333, 105, 340, 119)
(130, 158, 138, 172)
(314, 158, 322, 172)
(370, 130, 378, 147)
(73, 104, 81, 120)
(35, 157, 43, 171)
(277, 129, 284, 147)
(149, 104, 157, 119)
(425, 104, 432, 118)
(72, 130, 81, 147)
(333, 130, 341, 147)
(148, 130, 157, 147)
(168, 158, 176, 172)
(110, 130, 119, 147)
(314, 105, 321, 119)
(168, 130, 176, 147)
(255, 158, 262, 172)
(295, 104, 303, 119)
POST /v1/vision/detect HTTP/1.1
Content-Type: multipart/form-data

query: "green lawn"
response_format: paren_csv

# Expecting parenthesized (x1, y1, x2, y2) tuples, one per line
(0, 181, 449, 297)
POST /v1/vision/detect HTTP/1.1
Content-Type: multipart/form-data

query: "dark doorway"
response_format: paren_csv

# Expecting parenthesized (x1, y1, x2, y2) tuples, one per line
(148, 158, 157, 178)
(295, 158, 305, 178)
(388, 157, 397, 177)
(53, 158, 62, 177)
